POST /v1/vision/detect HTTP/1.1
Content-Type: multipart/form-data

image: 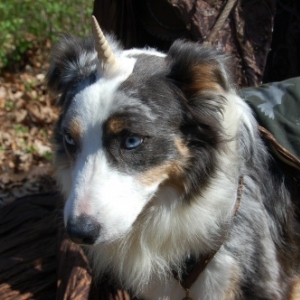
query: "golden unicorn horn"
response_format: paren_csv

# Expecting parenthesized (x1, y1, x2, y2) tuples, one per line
(91, 15, 119, 73)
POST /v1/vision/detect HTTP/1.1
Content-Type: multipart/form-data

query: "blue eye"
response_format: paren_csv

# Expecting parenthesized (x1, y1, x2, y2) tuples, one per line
(64, 133, 75, 146)
(123, 135, 144, 150)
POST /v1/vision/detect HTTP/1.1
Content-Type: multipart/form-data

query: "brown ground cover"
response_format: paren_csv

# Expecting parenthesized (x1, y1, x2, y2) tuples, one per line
(0, 44, 57, 205)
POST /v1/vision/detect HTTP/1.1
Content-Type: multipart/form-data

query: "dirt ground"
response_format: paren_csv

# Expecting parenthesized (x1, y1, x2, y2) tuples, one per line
(0, 44, 57, 205)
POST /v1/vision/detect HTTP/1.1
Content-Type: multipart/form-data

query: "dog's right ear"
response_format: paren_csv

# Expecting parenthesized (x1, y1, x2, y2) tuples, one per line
(46, 35, 97, 103)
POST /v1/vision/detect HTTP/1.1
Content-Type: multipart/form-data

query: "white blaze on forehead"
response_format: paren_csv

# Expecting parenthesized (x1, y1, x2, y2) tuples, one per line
(68, 55, 136, 126)
(124, 48, 166, 58)
(63, 53, 165, 242)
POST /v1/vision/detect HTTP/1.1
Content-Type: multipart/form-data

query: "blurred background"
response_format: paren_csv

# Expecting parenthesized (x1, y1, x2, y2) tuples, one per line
(0, 0, 93, 204)
(0, 0, 299, 205)
(0, 0, 93, 69)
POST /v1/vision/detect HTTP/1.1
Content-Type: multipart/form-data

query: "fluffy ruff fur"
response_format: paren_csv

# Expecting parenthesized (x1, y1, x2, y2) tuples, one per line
(47, 35, 300, 299)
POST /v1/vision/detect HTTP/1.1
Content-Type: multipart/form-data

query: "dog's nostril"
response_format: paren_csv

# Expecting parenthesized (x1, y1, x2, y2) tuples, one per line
(66, 215, 101, 245)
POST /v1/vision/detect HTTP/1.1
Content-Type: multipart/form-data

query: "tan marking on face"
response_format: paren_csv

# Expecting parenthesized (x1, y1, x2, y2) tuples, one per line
(174, 138, 189, 157)
(68, 118, 82, 141)
(289, 279, 300, 300)
(137, 139, 189, 188)
(137, 161, 186, 187)
(107, 117, 126, 134)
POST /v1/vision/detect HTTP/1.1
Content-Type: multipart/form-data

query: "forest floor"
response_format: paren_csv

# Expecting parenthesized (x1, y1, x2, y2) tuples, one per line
(0, 43, 58, 205)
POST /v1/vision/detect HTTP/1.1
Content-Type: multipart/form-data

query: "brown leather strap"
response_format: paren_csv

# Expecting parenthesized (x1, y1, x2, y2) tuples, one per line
(259, 126, 300, 170)
(234, 176, 244, 215)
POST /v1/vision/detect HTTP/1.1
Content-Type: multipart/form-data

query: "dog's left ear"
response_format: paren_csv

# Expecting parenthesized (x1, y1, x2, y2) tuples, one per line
(166, 41, 233, 147)
(166, 40, 232, 99)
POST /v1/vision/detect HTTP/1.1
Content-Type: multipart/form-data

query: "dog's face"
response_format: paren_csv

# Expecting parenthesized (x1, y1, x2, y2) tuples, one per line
(48, 36, 233, 246)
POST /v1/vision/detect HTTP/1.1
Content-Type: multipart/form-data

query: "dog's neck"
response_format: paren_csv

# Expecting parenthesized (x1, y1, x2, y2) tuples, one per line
(174, 175, 244, 298)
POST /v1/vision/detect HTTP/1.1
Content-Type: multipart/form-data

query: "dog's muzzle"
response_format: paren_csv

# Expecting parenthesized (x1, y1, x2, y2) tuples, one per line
(66, 214, 101, 245)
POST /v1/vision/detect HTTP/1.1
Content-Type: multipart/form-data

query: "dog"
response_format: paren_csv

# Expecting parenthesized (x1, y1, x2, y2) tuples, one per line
(47, 17, 300, 299)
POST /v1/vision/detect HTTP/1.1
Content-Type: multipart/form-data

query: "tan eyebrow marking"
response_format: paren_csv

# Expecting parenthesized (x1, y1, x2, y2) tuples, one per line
(68, 118, 83, 140)
(106, 117, 126, 134)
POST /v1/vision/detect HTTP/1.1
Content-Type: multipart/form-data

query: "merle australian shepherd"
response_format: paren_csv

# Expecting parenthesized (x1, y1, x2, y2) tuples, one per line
(47, 17, 300, 300)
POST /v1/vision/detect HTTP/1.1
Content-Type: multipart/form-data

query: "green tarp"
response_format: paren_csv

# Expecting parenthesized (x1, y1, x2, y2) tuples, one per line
(240, 77, 300, 165)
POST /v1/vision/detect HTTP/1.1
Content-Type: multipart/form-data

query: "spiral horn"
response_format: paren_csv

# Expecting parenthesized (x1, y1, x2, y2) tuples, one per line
(91, 15, 119, 73)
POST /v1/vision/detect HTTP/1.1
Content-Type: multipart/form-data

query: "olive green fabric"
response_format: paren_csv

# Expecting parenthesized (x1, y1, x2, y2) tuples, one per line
(239, 77, 300, 161)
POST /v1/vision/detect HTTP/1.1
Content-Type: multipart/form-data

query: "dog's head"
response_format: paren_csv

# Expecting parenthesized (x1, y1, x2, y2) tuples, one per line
(48, 28, 238, 247)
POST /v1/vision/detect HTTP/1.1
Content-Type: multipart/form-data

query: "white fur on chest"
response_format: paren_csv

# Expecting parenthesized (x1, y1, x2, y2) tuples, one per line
(139, 251, 236, 300)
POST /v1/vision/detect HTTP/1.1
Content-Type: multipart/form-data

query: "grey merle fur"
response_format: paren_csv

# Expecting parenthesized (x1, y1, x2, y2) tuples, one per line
(48, 35, 300, 299)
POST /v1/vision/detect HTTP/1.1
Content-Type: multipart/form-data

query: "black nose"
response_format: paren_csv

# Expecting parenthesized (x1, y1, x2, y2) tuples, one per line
(66, 215, 101, 245)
